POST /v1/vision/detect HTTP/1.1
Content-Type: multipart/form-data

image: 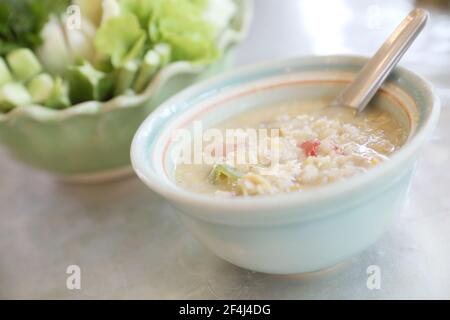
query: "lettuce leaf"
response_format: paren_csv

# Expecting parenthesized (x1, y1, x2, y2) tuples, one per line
(120, 0, 157, 28)
(95, 0, 222, 68)
(148, 0, 219, 63)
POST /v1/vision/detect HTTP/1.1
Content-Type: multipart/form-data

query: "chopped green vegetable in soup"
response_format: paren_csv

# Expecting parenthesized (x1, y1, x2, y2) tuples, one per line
(210, 163, 243, 185)
(175, 101, 408, 197)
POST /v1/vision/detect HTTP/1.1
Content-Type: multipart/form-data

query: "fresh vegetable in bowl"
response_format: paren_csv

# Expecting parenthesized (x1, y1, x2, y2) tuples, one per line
(0, 0, 252, 181)
(0, 0, 240, 113)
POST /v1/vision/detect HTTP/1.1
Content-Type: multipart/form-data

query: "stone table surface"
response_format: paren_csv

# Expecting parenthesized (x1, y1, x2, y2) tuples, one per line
(1, 0, 449, 299)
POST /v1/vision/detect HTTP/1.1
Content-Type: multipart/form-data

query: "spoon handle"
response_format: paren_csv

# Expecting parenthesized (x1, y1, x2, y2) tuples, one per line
(332, 8, 428, 113)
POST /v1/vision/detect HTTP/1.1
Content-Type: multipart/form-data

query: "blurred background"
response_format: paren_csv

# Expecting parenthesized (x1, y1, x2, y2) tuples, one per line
(237, 0, 450, 89)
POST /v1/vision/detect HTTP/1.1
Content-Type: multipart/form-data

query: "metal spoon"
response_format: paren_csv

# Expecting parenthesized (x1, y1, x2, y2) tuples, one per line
(331, 8, 429, 113)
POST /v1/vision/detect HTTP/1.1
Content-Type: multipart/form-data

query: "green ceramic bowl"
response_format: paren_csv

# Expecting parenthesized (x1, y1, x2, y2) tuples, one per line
(0, 0, 253, 182)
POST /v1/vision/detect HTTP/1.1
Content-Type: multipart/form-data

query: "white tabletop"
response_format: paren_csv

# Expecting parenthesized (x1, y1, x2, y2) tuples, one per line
(1, 0, 449, 299)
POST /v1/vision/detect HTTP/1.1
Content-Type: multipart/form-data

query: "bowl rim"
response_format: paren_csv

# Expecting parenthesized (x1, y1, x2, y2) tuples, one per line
(0, 0, 254, 123)
(131, 54, 440, 220)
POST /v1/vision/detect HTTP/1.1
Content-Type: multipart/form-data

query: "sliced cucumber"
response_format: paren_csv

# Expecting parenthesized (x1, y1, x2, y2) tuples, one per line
(0, 57, 12, 86)
(67, 61, 113, 103)
(6, 48, 42, 82)
(133, 50, 160, 93)
(114, 60, 139, 95)
(0, 83, 32, 112)
(27, 73, 54, 104)
(45, 77, 71, 109)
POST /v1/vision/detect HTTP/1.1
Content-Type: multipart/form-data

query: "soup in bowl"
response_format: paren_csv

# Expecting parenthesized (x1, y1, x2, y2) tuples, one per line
(131, 56, 439, 274)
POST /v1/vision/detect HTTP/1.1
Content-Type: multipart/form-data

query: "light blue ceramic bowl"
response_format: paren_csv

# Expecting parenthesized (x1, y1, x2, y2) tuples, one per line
(131, 55, 440, 274)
